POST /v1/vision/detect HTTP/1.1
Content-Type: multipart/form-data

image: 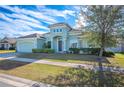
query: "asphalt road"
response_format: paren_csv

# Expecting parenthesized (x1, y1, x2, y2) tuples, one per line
(0, 81, 14, 87)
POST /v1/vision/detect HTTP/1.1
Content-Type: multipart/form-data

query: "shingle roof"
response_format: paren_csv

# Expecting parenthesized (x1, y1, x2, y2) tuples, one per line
(19, 33, 42, 38)
(0, 37, 16, 44)
(48, 22, 72, 29)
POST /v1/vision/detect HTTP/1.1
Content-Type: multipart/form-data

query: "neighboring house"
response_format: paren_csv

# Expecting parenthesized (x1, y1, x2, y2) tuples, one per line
(106, 36, 124, 52)
(16, 23, 124, 53)
(0, 37, 16, 50)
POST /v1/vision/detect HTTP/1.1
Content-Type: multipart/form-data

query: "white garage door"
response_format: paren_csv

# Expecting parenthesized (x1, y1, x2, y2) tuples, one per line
(18, 42, 34, 53)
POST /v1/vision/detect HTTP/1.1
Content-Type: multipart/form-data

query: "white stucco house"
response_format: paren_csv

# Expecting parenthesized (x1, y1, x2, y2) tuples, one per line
(16, 23, 124, 53)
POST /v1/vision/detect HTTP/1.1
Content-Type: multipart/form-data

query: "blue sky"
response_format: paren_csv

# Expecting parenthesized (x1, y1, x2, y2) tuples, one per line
(0, 5, 81, 38)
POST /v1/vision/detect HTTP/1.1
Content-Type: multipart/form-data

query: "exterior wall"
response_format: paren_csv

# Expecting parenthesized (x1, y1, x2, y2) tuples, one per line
(106, 47, 122, 52)
(106, 38, 124, 52)
(37, 38, 45, 49)
(80, 39, 89, 48)
(68, 36, 78, 49)
(45, 25, 91, 52)
(47, 25, 69, 52)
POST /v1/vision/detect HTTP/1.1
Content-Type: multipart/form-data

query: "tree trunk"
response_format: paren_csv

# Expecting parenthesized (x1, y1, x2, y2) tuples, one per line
(99, 46, 104, 57)
(99, 30, 105, 57)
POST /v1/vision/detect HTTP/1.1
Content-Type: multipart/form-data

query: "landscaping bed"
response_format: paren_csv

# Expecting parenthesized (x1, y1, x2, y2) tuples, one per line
(0, 50, 15, 54)
(42, 67, 124, 87)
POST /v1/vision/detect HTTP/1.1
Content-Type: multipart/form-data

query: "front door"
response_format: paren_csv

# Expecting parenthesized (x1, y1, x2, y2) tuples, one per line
(1, 44, 5, 49)
(58, 40, 62, 51)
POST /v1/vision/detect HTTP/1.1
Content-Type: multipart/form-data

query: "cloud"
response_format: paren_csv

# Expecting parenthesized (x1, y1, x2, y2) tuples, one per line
(6, 13, 41, 24)
(37, 6, 75, 19)
(0, 5, 79, 38)
(0, 5, 55, 37)
(0, 5, 58, 24)
(0, 20, 46, 38)
(0, 13, 13, 22)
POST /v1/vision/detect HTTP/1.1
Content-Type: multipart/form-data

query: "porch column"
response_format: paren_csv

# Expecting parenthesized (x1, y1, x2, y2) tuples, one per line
(78, 37, 82, 48)
(51, 38, 53, 49)
(63, 38, 67, 51)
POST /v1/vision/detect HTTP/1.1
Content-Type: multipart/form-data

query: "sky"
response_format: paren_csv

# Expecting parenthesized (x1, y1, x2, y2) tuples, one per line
(0, 5, 82, 38)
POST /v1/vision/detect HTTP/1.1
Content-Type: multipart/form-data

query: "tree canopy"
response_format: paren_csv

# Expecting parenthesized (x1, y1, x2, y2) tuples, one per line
(80, 5, 124, 56)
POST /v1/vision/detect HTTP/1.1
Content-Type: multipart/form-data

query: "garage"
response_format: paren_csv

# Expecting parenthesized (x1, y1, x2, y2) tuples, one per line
(17, 41, 34, 53)
(16, 33, 45, 53)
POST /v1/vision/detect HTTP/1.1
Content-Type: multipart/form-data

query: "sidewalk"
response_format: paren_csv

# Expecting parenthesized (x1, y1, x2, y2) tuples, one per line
(0, 56, 124, 73)
(0, 56, 93, 68)
(0, 73, 53, 87)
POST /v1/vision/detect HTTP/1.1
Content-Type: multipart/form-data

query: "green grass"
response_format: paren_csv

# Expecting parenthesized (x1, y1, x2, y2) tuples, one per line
(0, 50, 15, 54)
(18, 53, 124, 67)
(0, 60, 68, 81)
(17, 53, 103, 65)
(107, 53, 124, 67)
(0, 59, 123, 86)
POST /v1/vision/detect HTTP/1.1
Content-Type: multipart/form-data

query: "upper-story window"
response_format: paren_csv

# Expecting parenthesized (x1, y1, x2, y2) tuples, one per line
(53, 29, 63, 32)
(57, 29, 59, 32)
(60, 29, 62, 32)
(53, 29, 56, 32)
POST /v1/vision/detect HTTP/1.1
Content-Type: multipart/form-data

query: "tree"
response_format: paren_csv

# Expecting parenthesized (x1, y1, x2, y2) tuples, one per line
(80, 5, 124, 56)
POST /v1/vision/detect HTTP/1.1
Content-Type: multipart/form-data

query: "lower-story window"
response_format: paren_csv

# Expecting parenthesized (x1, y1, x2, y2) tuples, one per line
(45, 41, 51, 48)
(71, 43, 77, 48)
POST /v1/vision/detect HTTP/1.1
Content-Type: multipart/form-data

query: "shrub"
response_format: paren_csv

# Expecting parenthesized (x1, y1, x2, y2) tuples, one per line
(41, 67, 124, 87)
(103, 51, 115, 57)
(0, 47, 5, 50)
(69, 48, 80, 54)
(32, 48, 54, 53)
(80, 48, 100, 55)
(32, 49, 41, 53)
(9, 47, 15, 50)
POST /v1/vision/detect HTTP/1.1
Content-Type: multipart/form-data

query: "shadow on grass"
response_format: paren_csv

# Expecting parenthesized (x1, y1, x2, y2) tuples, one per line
(0, 59, 31, 70)
(18, 53, 110, 64)
(41, 59, 124, 87)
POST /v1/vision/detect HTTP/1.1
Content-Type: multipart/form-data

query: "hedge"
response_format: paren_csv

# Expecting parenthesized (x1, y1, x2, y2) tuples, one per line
(103, 51, 115, 57)
(32, 48, 54, 53)
(80, 48, 100, 55)
(69, 48, 100, 55)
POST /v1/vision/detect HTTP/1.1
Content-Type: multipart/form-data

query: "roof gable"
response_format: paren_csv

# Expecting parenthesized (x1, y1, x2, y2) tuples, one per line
(19, 33, 43, 38)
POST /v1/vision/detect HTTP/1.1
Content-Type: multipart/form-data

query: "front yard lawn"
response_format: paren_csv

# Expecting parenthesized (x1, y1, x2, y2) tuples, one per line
(17, 53, 106, 65)
(107, 53, 124, 67)
(18, 53, 124, 67)
(0, 59, 68, 81)
(0, 50, 15, 54)
(0, 59, 123, 87)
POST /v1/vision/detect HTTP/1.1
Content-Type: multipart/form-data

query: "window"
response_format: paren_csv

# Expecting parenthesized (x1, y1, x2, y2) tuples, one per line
(57, 29, 59, 32)
(45, 41, 51, 48)
(60, 29, 62, 32)
(71, 43, 77, 48)
(54, 29, 56, 32)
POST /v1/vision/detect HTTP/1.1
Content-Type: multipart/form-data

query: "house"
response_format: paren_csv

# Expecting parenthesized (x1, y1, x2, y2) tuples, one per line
(0, 37, 16, 50)
(106, 37, 124, 52)
(16, 23, 124, 53)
